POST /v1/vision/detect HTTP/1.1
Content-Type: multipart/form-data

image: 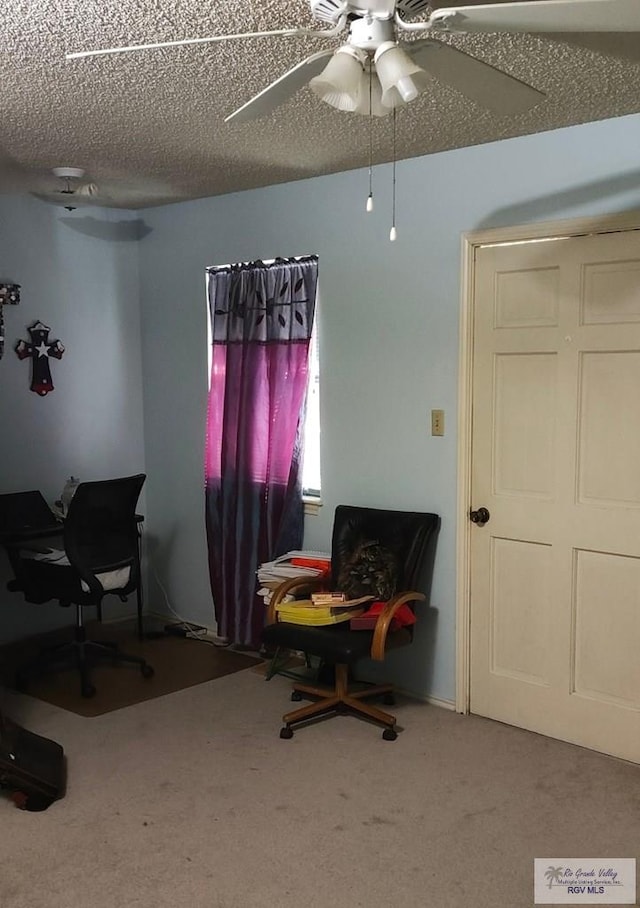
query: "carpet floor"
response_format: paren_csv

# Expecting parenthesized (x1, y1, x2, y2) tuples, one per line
(0, 670, 637, 908)
(0, 620, 257, 716)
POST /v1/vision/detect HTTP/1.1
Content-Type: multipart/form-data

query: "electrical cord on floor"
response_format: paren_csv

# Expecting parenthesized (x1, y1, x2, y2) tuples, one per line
(151, 566, 230, 648)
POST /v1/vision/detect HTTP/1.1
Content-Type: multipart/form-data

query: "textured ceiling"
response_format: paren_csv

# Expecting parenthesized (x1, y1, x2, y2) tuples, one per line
(1, 0, 640, 209)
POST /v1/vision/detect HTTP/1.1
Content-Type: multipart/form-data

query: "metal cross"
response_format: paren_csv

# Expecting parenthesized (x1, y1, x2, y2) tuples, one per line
(15, 321, 65, 396)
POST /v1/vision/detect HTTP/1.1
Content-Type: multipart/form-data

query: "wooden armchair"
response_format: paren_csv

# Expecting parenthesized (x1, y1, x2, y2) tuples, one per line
(261, 505, 440, 740)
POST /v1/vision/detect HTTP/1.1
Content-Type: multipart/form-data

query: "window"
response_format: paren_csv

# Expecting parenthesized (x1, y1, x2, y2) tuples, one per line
(207, 259, 321, 504)
(302, 318, 321, 501)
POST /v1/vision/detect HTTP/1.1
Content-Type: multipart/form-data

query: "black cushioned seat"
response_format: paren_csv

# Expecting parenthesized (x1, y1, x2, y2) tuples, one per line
(262, 621, 412, 664)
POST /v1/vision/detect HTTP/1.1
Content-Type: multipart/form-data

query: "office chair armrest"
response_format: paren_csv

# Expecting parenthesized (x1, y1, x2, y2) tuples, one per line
(266, 575, 326, 625)
(370, 591, 426, 661)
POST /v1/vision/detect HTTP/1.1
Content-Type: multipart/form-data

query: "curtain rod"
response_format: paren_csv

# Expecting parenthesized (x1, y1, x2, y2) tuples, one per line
(207, 255, 318, 275)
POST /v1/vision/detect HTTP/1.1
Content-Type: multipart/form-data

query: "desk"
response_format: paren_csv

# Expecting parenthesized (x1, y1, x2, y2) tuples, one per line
(0, 490, 146, 640)
(0, 490, 62, 545)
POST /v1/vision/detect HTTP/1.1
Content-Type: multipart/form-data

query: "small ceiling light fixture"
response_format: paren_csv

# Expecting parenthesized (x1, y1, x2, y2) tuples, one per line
(50, 166, 99, 210)
(52, 166, 86, 210)
(309, 46, 366, 111)
(52, 166, 86, 192)
(374, 41, 430, 107)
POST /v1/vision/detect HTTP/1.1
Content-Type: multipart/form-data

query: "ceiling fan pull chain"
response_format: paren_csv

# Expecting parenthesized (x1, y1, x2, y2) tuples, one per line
(367, 66, 374, 213)
(390, 107, 397, 242)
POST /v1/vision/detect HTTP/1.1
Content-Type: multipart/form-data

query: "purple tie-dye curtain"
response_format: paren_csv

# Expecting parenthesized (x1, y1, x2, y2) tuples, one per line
(205, 256, 318, 648)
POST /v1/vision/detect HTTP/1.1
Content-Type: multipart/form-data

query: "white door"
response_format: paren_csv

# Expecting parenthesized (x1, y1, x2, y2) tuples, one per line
(470, 229, 640, 764)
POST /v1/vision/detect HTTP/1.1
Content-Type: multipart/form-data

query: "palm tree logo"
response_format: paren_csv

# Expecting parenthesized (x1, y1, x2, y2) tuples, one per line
(545, 866, 564, 889)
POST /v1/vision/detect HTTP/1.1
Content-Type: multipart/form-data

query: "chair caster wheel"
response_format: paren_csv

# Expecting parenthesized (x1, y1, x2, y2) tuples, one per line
(382, 727, 398, 741)
(141, 664, 155, 679)
(11, 791, 54, 812)
(279, 726, 294, 739)
(382, 692, 395, 706)
(81, 683, 96, 698)
(10, 791, 29, 810)
(291, 691, 303, 701)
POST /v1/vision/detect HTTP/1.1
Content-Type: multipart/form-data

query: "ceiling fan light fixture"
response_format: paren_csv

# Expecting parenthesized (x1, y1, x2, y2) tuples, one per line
(353, 69, 391, 117)
(374, 41, 429, 106)
(52, 166, 85, 181)
(309, 45, 366, 111)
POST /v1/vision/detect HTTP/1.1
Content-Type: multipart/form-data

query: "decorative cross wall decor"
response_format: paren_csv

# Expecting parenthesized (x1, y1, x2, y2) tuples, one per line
(15, 321, 65, 396)
(0, 283, 21, 359)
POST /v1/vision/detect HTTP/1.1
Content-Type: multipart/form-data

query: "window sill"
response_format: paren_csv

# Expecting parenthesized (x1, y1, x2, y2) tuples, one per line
(303, 497, 322, 516)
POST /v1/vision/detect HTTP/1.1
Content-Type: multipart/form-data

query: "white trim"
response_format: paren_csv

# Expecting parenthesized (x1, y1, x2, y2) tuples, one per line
(455, 209, 640, 717)
(464, 209, 640, 249)
(422, 694, 456, 712)
(455, 232, 475, 715)
(397, 689, 456, 711)
(303, 496, 322, 516)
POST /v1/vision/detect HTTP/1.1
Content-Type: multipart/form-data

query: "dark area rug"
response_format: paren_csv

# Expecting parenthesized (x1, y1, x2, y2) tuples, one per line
(0, 620, 258, 717)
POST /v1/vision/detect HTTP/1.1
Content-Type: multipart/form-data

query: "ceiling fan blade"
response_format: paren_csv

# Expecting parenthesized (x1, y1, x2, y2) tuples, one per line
(410, 41, 545, 115)
(429, 0, 640, 34)
(31, 191, 96, 208)
(548, 32, 640, 61)
(0, 146, 30, 191)
(225, 50, 334, 124)
(66, 26, 336, 61)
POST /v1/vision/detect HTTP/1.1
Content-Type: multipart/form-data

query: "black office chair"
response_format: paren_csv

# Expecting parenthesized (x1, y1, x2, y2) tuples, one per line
(7, 474, 154, 698)
(261, 505, 440, 740)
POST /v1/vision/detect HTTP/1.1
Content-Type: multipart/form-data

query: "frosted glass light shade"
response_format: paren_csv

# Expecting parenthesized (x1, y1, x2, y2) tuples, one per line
(353, 71, 392, 117)
(309, 47, 365, 112)
(374, 42, 430, 108)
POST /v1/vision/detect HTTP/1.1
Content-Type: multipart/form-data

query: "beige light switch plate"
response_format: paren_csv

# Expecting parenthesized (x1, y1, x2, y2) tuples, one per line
(431, 409, 445, 436)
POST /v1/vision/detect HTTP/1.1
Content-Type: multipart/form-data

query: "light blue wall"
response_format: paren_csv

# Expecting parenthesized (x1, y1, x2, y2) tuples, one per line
(0, 197, 146, 641)
(4, 113, 640, 696)
(138, 111, 640, 704)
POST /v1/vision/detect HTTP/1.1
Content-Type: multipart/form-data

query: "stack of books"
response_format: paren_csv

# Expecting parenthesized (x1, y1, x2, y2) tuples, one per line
(256, 550, 331, 607)
(310, 591, 347, 605)
(274, 593, 374, 626)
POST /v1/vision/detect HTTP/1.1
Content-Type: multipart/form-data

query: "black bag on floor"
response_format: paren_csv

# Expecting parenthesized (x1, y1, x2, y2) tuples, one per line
(0, 711, 66, 811)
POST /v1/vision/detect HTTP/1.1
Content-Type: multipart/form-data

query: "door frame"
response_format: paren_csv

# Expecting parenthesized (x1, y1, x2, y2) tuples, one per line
(455, 209, 640, 714)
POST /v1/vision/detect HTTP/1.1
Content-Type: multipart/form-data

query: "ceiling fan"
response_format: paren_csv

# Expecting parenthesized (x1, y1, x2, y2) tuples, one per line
(33, 167, 100, 210)
(66, 0, 640, 122)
